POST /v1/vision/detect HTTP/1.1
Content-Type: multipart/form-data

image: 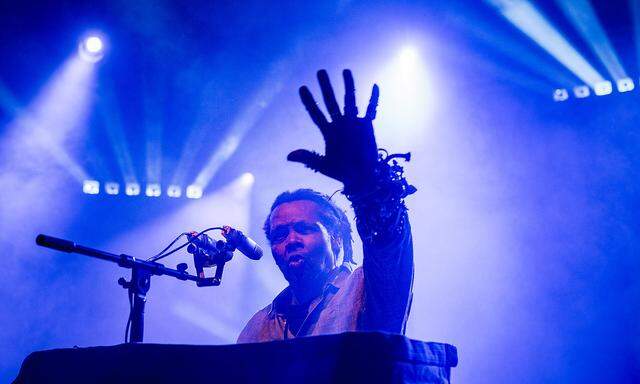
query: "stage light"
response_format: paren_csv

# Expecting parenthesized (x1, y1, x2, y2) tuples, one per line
(78, 34, 105, 63)
(573, 85, 590, 98)
(553, 88, 569, 101)
(186, 185, 203, 199)
(105, 182, 120, 195)
(145, 183, 161, 197)
(125, 182, 141, 196)
(374, 44, 435, 147)
(167, 185, 182, 198)
(594, 80, 612, 96)
(398, 46, 419, 69)
(239, 172, 255, 187)
(85, 37, 103, 53)
(83, 180, 100, 195)
(616, 77, 635, 92)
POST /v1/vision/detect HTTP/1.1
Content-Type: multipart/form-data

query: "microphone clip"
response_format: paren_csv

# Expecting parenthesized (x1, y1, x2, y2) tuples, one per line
(186, 232, 235, 287)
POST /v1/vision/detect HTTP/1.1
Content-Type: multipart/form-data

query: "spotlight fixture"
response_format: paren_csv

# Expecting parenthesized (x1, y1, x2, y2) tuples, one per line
(125, 182, 141, 196)
(186, 185, 203, 199)
(617, 77, 635, 92)
(239, 172, 255, 187)
(553, 88, 569, 101)
(78, 34, 105, 63)
(573, 85, 590, 98)
(145, 183, 161, 197)
(167, 185, 182, 198)
(594, 80, 612, 96)
(105, 182, 120, 195)
(83, 180, 100, 195)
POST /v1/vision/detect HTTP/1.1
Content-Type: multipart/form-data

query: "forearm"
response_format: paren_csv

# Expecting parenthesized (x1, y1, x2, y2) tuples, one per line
(360, 212, 414, 333)
(345, 152, 416, 333)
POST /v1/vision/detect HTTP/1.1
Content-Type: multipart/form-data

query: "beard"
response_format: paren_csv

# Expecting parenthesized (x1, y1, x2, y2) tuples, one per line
(277, 251, 331, 288)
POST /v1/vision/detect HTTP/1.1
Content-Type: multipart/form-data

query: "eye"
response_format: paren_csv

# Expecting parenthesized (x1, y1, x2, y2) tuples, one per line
(293, 222, 318, 234)
(270, 226, 289, 244)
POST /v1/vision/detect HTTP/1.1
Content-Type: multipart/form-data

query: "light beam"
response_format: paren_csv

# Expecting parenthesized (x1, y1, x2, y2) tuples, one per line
(98, 86, 139, 187)
(486, 0, 605, 87)
(556, 0, 628, 81)
(0, 55, 95, 183)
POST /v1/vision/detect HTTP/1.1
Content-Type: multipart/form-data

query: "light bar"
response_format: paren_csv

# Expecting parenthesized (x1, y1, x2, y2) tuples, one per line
(145, 183, 161, 197)
(573, 85, 590, 98)
(186, 185, 203, 199)
(167, 185, 182, 198)
(125, 182, 141, 196)
(83, 180, 100, 195)
(617, 78, 635, 92)
(105, 182, 120, 195)
(594, 81, 612, 96)
(553, 88, 569, 101)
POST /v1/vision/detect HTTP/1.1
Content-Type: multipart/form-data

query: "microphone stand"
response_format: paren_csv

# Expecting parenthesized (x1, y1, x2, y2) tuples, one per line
(36, 234, 206, 343)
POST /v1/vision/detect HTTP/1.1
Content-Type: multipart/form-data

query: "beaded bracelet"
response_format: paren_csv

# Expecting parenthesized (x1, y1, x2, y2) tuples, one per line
(343, 149, 417, 244)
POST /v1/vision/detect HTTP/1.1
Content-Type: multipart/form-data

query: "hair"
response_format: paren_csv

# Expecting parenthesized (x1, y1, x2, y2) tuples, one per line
(263, 188, 354, 264)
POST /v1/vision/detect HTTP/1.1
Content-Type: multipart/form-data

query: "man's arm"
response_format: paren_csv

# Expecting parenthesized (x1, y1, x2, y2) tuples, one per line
(350, 187, 414, 333)
(288, 69, 415, 333)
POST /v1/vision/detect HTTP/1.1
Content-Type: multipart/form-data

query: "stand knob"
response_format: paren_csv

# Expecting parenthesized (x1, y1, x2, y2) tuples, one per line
(177, 263, 188, 273)
(118, 277, 129, 288)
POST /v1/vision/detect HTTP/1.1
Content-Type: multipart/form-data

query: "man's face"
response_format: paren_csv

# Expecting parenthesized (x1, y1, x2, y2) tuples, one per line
(268, 200, 337, 285)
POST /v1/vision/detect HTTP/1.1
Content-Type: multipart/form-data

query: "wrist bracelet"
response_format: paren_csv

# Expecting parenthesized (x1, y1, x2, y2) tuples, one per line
(344, 149, 417, 244)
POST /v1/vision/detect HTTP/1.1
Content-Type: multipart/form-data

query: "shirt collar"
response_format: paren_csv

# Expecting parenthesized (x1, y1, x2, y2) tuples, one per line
(268, 263, 354, 318)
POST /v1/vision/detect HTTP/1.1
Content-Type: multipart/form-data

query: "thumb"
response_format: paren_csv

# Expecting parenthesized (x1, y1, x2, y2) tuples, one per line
(287, 149, 325, 173)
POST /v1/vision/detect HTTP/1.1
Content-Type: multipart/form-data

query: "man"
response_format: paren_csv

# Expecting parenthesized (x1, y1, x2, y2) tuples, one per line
(238, 69, 414, 342)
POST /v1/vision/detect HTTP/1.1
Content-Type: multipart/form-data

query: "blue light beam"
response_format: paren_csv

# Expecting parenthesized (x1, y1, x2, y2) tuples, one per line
(98, 86, 139, 186)
(631, 0, 640, 74)
(142, 78, 163, 187)
(556, 0, 628, 81)
(188, 61, 288, 192)
(486, 0, 605, 87)
(0, 56, 95, 183)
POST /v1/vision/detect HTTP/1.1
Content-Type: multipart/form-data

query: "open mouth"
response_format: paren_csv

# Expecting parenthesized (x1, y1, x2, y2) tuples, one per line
(288, 254, 304, 266)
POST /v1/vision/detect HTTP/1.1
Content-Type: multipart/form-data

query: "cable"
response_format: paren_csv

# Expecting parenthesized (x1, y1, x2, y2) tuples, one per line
(123, 227, 224, 343)
(328, 188, 343, 200)
(147, 232, 188, 261)
(147, 227, 224, 263)
(125, 290, 133, 343)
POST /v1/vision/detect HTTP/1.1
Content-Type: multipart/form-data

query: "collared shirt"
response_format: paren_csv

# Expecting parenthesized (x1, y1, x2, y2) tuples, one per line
(237, 216, 413, 343)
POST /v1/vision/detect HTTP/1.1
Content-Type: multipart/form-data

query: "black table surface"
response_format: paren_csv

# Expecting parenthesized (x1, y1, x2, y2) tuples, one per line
(14, 331, 458, 384)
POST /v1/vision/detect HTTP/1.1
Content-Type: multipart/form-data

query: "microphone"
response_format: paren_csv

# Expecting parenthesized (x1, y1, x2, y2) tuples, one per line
(222, 226, 263, 260)
(186, 233, 222, 255)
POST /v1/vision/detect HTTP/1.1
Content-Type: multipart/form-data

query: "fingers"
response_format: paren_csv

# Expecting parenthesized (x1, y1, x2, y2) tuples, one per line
(299, 86, 329, 133)
(365, 84, 379, 121)
(287, 149, 325, 173)
(343, 69, 358, 118)
(317, 70, 342, 121)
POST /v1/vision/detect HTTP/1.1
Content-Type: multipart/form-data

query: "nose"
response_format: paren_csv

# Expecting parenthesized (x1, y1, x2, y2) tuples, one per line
(284, 230, 303, 253)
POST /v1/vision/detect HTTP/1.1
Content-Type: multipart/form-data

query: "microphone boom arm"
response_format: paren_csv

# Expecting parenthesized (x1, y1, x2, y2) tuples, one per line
(35, 234, 216, 343)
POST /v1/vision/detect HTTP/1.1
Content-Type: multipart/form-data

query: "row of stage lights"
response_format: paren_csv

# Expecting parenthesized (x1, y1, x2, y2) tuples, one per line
(83, 180, 204, 199)
(79, 35, 201, 199)
(553, 77, 636, 101)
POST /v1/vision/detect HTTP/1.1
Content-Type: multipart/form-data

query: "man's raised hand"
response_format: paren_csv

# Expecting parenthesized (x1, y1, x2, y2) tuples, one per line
(287, 69, 381, 192)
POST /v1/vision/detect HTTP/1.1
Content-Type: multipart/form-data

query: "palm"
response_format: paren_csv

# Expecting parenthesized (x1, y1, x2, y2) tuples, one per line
(288, 69, 380, 191)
